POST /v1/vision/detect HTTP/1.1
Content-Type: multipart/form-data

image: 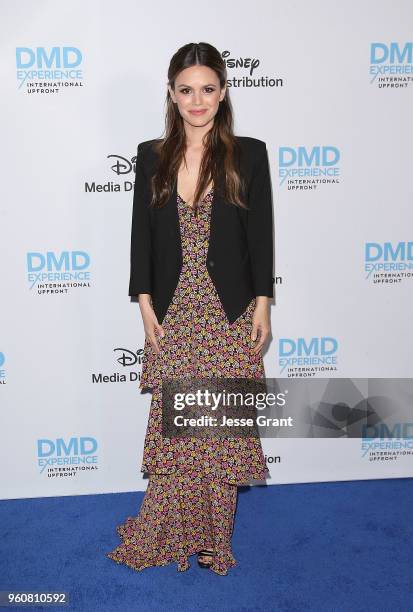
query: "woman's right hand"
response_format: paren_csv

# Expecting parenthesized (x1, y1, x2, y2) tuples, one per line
(138, 295, 165, 354)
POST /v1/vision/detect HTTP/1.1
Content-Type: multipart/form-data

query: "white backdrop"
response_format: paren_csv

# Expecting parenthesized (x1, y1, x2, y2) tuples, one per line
(1, 0, 412, 499)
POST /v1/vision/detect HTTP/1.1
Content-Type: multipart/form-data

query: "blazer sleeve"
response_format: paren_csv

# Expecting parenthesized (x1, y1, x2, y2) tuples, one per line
(247, 141, 275, 297)
(128, 143, 152, 296)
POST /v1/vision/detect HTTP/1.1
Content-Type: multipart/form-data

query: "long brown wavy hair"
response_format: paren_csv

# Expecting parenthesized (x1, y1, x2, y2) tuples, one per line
(148, 42, 248, 215)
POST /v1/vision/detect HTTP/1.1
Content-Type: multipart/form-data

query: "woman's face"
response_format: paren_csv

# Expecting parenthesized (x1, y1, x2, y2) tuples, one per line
(168, 65, 226, 130)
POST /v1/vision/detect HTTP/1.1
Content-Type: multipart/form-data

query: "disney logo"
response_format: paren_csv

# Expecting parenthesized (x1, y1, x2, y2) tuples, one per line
(107, 155, 137, 176)
(114, 348, 144, 367)
(221, 50, 260, 76)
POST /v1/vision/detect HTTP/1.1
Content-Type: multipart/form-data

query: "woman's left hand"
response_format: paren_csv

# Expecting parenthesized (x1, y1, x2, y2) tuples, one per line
(250, 297, 271, 354)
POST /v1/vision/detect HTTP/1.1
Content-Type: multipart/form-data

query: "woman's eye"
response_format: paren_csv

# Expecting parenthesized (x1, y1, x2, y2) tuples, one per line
(179, 87, 215, 95)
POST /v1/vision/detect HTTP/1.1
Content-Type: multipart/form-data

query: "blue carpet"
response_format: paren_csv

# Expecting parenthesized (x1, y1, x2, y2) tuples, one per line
(1, 478, 412, 611)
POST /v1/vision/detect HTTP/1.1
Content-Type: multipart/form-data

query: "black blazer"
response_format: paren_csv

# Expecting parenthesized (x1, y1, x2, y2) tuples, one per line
(128, 135, 275, 325)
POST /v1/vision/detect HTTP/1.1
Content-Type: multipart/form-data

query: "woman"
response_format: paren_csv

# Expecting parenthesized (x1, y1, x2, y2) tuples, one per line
(106, 42, 274, 576)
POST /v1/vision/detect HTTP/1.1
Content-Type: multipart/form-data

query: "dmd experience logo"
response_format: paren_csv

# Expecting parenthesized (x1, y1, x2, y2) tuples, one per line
(27, 251, 91, 294)
(369, 42, 413, 88)
(279, 337, 338, 376)
(16, 46, 84, 94)
(361, 423, 413, 462)
(279, 146, 341, 190)
(0, 352, 5, 385)
(37, 436, 98, 476)
(364, 241, 413, 285)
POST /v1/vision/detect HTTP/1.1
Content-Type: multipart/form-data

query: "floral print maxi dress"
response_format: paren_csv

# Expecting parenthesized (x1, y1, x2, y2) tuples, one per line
(106, 188, 269, 576)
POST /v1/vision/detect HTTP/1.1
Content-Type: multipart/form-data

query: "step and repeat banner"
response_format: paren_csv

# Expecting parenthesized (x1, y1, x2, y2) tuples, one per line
(1, 0, 412, 499)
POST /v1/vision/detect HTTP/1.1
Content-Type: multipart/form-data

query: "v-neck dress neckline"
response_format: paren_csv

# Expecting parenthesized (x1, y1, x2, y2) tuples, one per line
(177, 187, 214, 210)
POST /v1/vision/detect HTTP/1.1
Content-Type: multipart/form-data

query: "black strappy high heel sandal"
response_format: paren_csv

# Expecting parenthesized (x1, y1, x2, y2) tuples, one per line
(197, 549, 215, 569)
